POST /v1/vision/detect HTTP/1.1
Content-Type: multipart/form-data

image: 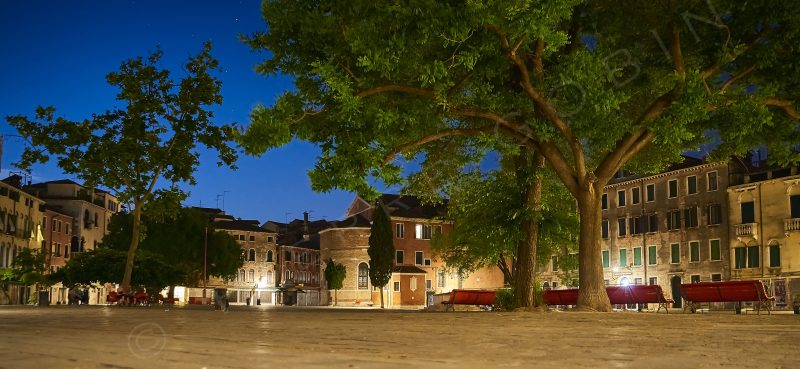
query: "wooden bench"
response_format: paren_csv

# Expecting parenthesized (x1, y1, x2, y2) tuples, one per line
(441, 289, 496, 311)
(680, 280, 775, 314)
(544, 285, 674, 312)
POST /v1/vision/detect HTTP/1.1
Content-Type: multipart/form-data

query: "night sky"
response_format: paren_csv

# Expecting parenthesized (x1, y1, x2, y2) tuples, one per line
(0, 0, 359, 223)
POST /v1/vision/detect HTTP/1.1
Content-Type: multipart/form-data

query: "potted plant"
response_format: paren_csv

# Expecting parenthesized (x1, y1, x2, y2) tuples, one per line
(793, 295, 800, 315)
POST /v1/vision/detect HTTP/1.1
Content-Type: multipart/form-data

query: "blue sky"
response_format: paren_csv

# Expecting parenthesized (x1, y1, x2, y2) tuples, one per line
(0, 0, 360, 223)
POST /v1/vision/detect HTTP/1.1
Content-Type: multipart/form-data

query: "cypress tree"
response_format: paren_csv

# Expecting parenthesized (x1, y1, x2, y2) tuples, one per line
(368, 202, 395, 308)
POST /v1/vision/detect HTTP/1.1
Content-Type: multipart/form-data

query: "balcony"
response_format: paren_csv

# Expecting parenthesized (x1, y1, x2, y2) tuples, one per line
(735, 223, 758, 238)
(785, 218, 800, 233)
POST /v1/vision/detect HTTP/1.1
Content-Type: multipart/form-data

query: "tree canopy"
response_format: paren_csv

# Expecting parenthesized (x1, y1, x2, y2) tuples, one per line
(324, 259, 346, 305)
(101, 207, 244, 286)
(240, 1, 800, 310)
(8, 42, 238, 290)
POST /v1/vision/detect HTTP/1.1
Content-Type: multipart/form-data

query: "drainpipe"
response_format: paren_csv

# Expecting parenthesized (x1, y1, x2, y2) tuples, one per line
(758, 183, 765, 279)
(641, 179, 647, 286)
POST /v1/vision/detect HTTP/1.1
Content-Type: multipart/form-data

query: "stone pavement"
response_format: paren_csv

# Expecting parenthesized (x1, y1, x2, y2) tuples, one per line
(1, 305, 798, 369)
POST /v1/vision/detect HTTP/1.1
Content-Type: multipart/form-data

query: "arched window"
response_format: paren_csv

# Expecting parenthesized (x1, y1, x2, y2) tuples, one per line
(239, 269, 245, 282)
(249, 249, 256, 261)
(543, 281, 551, 290)
(266, 271, 273, 285)
(249, 269, 255, 282)
(284, 270, 291, 282)
(267, 250, 273, 262)
(358, 262, 369, 290)
(94, 212, 99, 228)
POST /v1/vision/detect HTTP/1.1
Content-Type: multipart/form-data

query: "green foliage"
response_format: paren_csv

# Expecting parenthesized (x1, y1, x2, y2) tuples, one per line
(9, 248, 53, 288)
(324, 259, 346, 291)
(241, 1, 800, 308)
(494, 288, 517, 311)
(57, 247, 183, 292)
(367, 203, 395, 289)
(7, 42, 238, 288)
(429, 164, 578, 277)
(101, 208, 244, 285)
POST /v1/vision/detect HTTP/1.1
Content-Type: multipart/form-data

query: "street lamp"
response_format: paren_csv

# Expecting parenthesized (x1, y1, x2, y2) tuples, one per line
(203, 226, 208, 300)
(611, 264, 633, 285)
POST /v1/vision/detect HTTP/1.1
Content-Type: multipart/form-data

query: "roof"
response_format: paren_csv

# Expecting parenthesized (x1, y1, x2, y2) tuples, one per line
(393, 265, 427, 274)
(212, 219, 268, 233)
(43, 205, 73, 218)
(379, 194, 448, 219)
(607, 155, 711, 185)
(275, 218, 333, 246)
(292, 233, 320, 250)
(327, 214, 371, 229)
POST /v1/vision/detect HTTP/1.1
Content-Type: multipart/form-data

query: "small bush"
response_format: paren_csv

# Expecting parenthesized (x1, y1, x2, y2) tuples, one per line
(494, 288, 516, 311)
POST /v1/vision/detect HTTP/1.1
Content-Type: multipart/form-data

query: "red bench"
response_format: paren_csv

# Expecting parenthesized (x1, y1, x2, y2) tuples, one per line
(544, 285, 674, 312)
(441, 289, 496, 311)
(680, 280, 775, 314)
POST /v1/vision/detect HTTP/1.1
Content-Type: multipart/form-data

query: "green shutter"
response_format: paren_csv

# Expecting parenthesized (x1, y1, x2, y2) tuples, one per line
(671, 243, 680, 263)
(633, 248, 642, 266)
(747, 246, 760, 268)
(619, 249, 627, 267)
(769, 245, 780, 267)
(710, 240, 720, 261)
(648, 245, 657, 265)
(602, 250, 609, 268)
(735, 248, 747, 269)
(690, 242, 700, 262)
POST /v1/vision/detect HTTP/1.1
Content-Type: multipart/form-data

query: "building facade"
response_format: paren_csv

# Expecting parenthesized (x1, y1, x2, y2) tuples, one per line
(194, 208, 279, 306)
(26, 179, 119, 253)
(43, 206, 75, 304)
(0, 175, 46, 304)
(273, 213, 324, 306)
(726, 159, 800, 310)
(539, 158, 730, 309)
(320, 194, 505, 308)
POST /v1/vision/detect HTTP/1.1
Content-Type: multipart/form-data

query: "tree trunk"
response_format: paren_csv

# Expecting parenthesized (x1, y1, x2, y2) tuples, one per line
(497, 255, 513, 284)
(576, 185, 612, 311)
(168, 285, 175, 301)
(514, 152, 545, 308)
(120, 205, 143, 292)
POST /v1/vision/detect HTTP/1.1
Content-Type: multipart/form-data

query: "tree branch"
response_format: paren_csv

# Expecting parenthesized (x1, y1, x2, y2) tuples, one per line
(718, 64, 756, 94)
(382, 126, 496, 165)
(764, 98, 800, 120)
(356, 85, 435, 99)
(487, 24, 587, 182)
(532, 39, 545, 82)
(701, 28, 767, 80)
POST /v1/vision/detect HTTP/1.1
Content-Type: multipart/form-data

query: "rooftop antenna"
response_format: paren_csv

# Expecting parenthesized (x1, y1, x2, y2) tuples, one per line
(222, 190, 230, 212)
(284, 212, 292, 223)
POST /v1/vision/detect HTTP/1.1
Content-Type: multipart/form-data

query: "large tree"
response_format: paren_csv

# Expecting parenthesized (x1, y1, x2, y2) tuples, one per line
(240, 1, 800, 311)
(101, 207, 244, 293)
(428, 155, 578, 307)
(367, 202, 395, 308)
(8, 42, 238, 291)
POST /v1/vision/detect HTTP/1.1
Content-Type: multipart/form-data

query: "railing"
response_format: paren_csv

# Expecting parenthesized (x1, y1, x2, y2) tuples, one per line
(784, 218, 800, 232)
(735, 223, 758, 237)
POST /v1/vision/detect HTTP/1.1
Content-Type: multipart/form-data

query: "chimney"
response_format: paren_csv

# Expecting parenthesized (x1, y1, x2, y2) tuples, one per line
(303, 211, 309, 234)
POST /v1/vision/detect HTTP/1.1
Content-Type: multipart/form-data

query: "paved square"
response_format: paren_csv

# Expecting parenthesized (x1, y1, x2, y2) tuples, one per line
(1, 305, 798, 368)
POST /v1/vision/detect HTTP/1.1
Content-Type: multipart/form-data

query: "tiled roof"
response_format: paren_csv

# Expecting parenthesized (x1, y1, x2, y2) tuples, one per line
(212, 220, 267, 233)
(275, 219, 332, 246)
(379, 194, 448, 219)
(393, 265, 427, 274)
(607, 155, 710, 185)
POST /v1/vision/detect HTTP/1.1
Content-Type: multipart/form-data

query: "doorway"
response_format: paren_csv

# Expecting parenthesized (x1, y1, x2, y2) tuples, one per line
(670, 275, 682, 308)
